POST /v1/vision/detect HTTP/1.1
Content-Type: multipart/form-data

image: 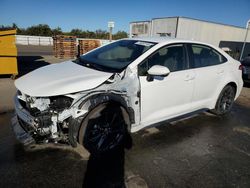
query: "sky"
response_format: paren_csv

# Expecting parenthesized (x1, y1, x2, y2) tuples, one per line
(0, 0, 249, 33)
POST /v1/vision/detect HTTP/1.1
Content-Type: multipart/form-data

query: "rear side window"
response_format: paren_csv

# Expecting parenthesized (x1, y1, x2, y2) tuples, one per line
(190, 44, 227, 68)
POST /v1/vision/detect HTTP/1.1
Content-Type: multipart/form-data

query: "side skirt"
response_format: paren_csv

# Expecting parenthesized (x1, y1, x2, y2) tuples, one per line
(131, 108, 210, 133)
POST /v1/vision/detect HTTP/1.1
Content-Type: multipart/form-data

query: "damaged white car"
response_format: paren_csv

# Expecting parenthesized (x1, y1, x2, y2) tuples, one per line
(12, 38, 243, 154)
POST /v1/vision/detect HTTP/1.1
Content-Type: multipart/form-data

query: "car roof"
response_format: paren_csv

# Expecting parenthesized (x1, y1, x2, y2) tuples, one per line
(126, 37, 213, 46)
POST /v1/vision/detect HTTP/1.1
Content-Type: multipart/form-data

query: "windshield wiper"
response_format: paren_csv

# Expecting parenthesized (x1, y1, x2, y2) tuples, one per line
(84, 62, 104, 71)
(74, 57, 120, 73)
(74, 57, 104, 71)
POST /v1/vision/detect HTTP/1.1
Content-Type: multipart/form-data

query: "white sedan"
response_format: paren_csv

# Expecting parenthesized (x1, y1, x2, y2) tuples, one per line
(12, 38, 243, 155)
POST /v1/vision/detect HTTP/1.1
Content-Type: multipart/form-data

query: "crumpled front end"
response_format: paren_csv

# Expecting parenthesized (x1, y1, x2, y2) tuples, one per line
(12, 67, 141, 146)
(12, 90, 87, 145)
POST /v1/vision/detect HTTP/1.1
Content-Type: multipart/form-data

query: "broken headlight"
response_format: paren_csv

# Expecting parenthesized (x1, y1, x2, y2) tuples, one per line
(49, 96, 73, 112)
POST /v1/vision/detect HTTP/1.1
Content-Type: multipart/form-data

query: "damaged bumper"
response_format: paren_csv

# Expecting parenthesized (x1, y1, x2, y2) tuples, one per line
(12, 95, 37, 145)
(11, 115, 35, 145)
(12, 93, 85, 146)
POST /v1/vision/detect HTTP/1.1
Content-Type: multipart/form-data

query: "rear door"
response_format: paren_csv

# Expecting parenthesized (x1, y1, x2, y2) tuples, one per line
(187, 43, 228, 108)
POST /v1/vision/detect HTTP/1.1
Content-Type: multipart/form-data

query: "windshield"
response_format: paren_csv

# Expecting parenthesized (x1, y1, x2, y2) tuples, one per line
(75, 39, 156, 72)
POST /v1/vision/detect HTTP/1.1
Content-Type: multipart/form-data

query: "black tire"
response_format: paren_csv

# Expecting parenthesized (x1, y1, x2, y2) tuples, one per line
(212, 85, 236, 115)
(78, 102, 130, 155)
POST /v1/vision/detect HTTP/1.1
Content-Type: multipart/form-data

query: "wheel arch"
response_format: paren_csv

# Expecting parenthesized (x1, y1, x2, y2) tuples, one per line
(226, 82, 237, 93)
(79, 93, 135, 125)
(68, 93, 134, 147)
(211, 81, 238, 109)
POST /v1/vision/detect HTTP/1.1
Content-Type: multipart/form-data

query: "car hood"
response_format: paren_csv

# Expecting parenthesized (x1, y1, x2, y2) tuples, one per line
(15, 61, 113, 97)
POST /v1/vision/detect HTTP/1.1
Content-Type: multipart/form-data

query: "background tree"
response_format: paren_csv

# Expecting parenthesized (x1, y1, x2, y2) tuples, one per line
(52, 27, 63, 36)
(25, 24, 52, 36)
(95, 29, 109, 39)
(0, 23, 15, 31)
(0, 23, 128, 39)
(113, 31, 128, 40)
(69, 28, 83, 37)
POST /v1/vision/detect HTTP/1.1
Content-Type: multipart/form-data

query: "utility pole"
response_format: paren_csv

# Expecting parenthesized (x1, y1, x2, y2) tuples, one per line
(108, 21, 115, 42)
(240, 19, 250, 60)
(109, 27, 112, 41)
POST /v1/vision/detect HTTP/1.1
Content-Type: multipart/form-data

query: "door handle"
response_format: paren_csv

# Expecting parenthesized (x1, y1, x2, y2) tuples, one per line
(217, 70, 224, 74)
(184, 75, 195, 81)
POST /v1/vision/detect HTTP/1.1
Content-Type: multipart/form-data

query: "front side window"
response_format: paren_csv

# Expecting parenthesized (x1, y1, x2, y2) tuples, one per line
(190, 44, 227, 68)
(75, 40, 156, 73)
(138, 44, 186, 76)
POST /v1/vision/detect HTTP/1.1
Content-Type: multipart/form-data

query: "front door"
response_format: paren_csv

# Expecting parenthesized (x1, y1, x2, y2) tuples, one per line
(138, 44, 195, 126)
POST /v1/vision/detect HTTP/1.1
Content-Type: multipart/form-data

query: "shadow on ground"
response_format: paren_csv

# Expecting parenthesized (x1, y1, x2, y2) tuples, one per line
(0, 56, 49, 79)
(83, 148, 126, 188)
(17, 56, 50, 77)
(83, 130, 133, 188)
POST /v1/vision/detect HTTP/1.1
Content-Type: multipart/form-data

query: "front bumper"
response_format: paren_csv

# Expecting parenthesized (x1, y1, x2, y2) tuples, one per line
(12, 95, 36, 145)
(11, 115, 35, 145)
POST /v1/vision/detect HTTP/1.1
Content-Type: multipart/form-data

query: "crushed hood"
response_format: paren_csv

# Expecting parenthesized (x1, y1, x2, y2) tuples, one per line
(15, 61, 113, 97)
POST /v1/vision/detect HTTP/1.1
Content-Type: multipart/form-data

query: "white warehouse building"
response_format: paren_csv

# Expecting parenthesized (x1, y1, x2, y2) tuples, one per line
(130, 17, 250, 59)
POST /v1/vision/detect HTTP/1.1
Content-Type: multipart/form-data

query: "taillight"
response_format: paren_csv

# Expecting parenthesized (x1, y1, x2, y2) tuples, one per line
(239, 64, 244, 70)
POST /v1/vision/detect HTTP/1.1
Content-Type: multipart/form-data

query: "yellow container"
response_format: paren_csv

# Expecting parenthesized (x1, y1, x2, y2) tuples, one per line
(0, 57, 18, 74)
(0, 47, 17, 56)
(0, 35, 16, 47)
(0, 29, 18, 75)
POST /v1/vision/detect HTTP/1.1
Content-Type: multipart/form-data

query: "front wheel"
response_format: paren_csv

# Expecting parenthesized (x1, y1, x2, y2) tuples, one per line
(78, 102, 130, 155)
(211, 85, 236, 115)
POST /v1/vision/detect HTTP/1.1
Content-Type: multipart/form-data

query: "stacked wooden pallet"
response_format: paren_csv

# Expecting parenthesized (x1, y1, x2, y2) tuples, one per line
(78, 39, 101, 55)
(53, 35, 77, 58)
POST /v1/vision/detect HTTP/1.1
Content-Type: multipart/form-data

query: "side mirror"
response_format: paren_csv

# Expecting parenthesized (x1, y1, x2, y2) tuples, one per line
(147, 65, 170, 81)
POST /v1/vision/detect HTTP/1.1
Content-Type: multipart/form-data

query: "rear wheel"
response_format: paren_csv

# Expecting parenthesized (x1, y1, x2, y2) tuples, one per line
(212, 85, 236, 115)
(78, 102, 130, 155)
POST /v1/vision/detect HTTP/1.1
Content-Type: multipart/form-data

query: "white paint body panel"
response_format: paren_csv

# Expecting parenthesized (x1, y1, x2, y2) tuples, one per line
(191, 64, 226, 109)
(140, 69, 195, 126)
(15, 61, 112, 97)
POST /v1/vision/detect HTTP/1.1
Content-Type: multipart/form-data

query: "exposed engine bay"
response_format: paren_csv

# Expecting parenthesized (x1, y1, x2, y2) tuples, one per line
(17, 92, 74, 142)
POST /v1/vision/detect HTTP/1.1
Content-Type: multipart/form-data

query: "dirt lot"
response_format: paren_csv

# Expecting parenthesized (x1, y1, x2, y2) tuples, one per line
(0, 45, 250, 188)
